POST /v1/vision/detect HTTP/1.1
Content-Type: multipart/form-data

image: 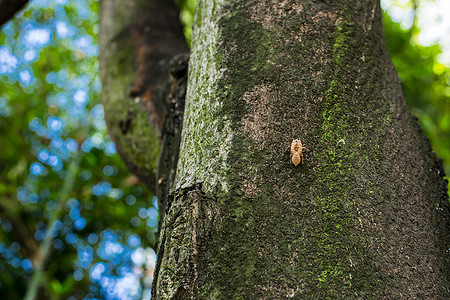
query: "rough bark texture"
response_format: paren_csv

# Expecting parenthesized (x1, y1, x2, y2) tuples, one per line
(153, 0, 450, 299)
(156, 53, 189, 222)
(99, 0, 188, 195)
(0, 0, 28, 27)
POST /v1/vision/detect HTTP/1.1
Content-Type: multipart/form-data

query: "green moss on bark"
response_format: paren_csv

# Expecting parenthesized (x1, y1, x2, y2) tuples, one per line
(155, 0, 450, 298)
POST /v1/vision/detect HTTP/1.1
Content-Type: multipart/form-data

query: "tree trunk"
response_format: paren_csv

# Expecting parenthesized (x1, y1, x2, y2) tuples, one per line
(99, 0, 188, 201)
(150, 0, 450, 299)
(99, 0, 450, 298)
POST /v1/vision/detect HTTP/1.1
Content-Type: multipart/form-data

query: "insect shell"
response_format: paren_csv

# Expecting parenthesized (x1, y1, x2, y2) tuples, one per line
(290, 139, 306, 167)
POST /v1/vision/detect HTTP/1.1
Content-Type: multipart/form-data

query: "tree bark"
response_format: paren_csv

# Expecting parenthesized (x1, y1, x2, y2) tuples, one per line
(150, 0, 450, 299)
(99, 0, 188, 200)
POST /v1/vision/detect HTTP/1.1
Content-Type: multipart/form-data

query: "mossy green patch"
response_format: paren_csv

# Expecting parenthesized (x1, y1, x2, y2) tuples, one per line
(311, 9, 387, 295)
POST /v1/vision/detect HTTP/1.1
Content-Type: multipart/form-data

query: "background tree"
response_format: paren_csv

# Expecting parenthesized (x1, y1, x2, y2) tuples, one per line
(0, 0, 449, 299)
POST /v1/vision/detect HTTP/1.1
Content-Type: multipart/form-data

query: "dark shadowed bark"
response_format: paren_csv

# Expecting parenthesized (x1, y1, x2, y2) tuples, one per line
(99, 0, 188, 206)
(99, 0, 450, 299)
(0, 0, 29, 27)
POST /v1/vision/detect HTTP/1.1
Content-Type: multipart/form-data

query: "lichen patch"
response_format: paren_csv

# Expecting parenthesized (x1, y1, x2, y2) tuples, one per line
(249, 0, 303, 30)
(242, 84, 278, 150)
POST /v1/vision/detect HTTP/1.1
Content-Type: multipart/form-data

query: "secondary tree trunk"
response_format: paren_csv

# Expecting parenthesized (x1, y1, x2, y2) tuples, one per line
(151, 0, 450, 299)
(99, 0, 188, 202)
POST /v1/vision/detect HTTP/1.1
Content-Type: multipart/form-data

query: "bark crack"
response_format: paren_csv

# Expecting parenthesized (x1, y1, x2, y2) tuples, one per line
(152, 183, 218, 299)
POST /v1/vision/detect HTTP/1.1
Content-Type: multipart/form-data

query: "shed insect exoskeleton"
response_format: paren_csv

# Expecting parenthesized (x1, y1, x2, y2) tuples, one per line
(290, 139, 306, 166)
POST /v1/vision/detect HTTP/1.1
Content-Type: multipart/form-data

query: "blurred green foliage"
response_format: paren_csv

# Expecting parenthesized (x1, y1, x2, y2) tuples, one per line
(0, 1, 448, 300)
(0, 1, 157, 299)
(174, 0, 196, 46)
(384, 13, 450, 182)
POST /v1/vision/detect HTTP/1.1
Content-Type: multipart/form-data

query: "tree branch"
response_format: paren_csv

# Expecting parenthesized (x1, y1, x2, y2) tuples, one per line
(0, 0, 28, 27)
(24, 155, 80, 300)
(0, 201, 39, 258)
